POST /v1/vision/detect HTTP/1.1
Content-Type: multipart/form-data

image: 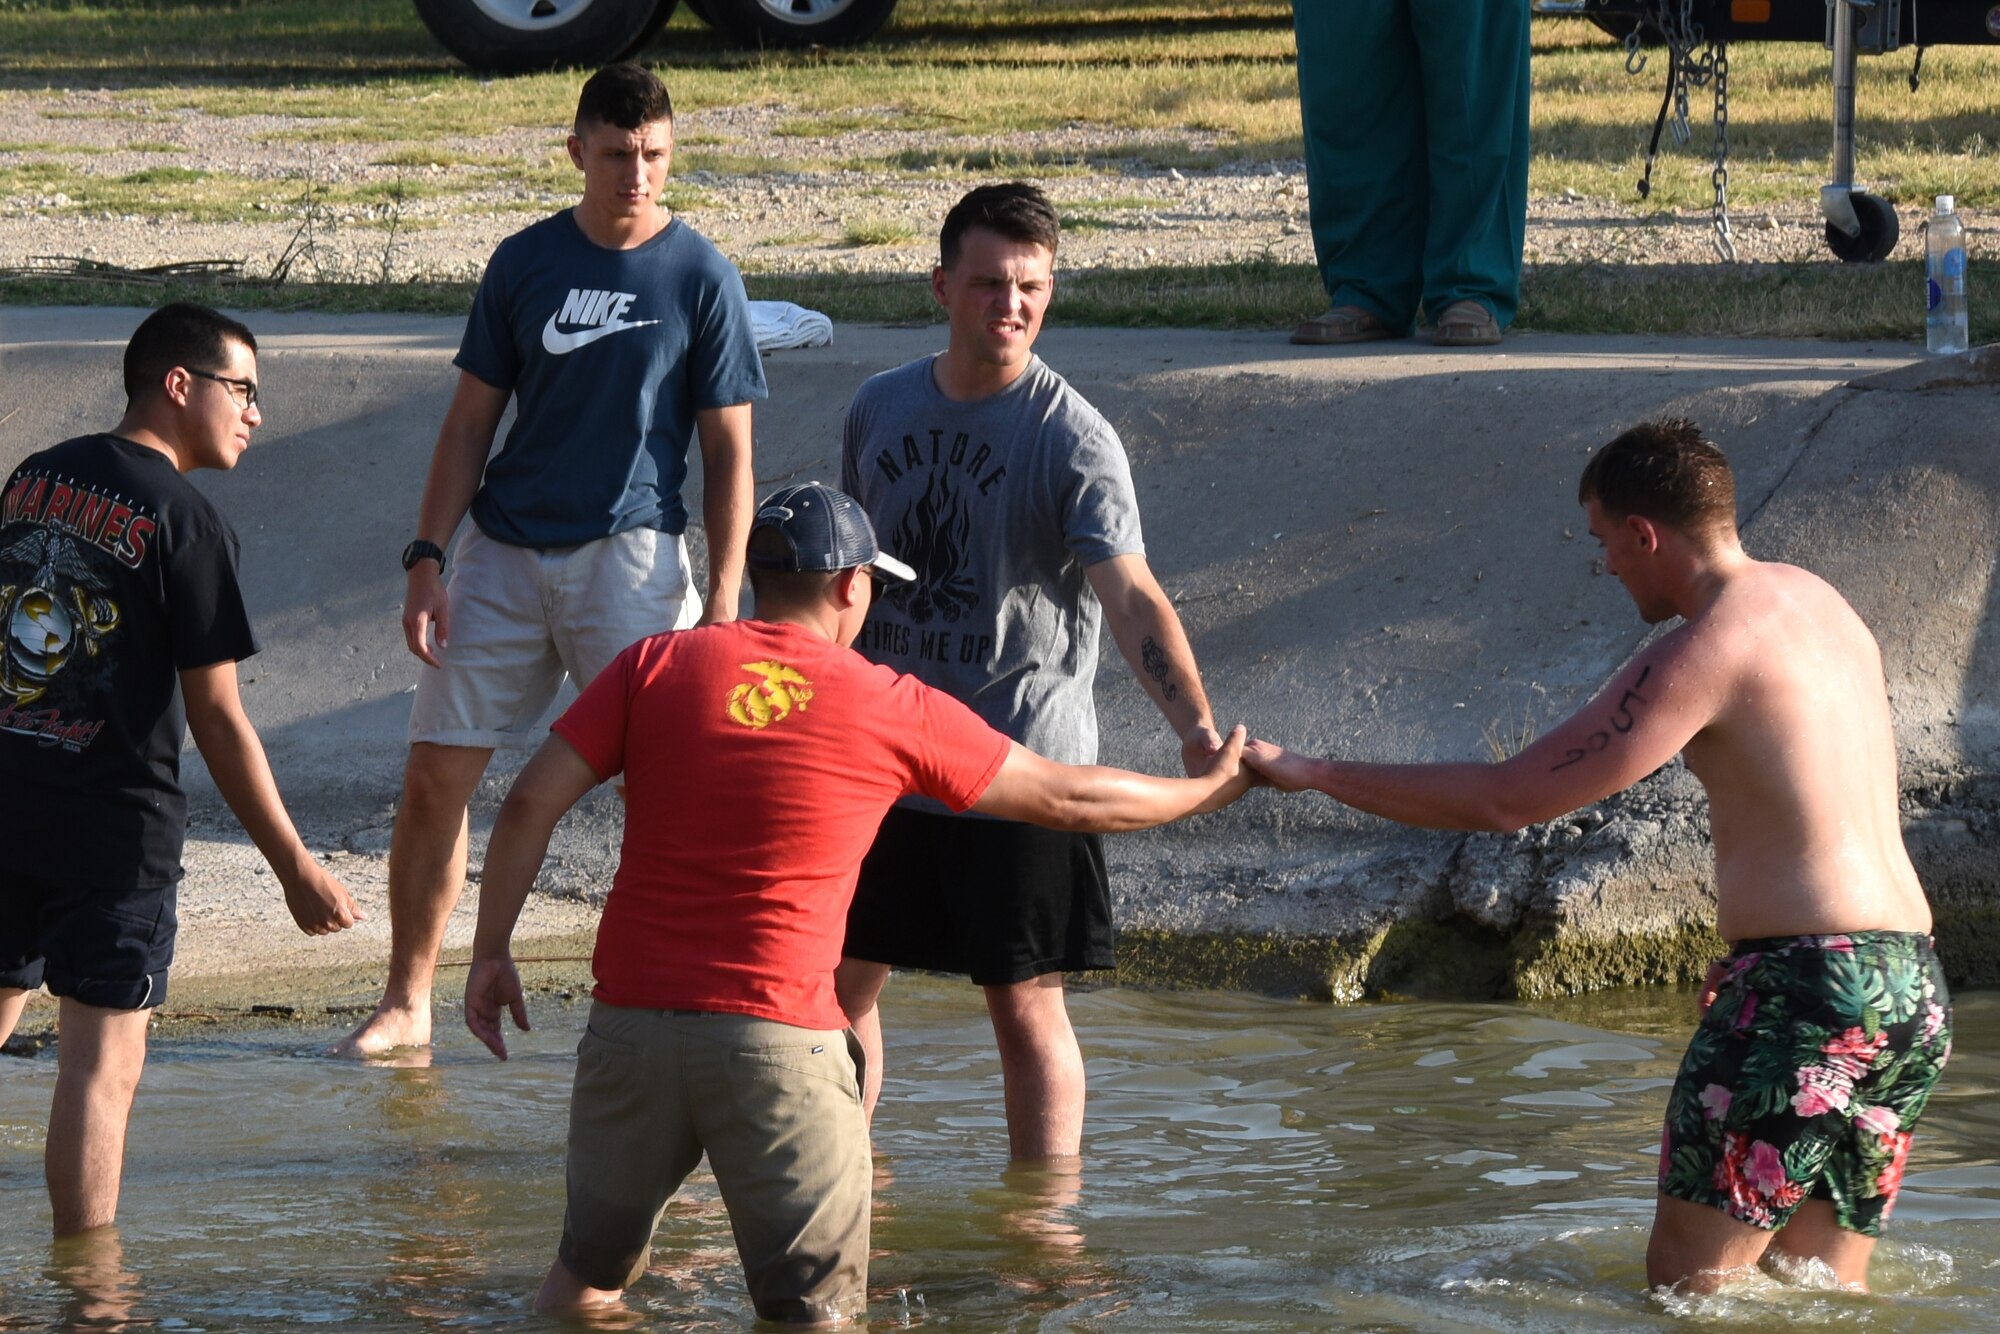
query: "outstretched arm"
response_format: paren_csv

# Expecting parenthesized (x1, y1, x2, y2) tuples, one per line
(180, 661, 362, 935)
(971, 726, 1252, 832)
(1247, 639, 1718, 832)
(465, 734, 602, 1059)
(1086, 554, 1220, 775)
(693, 402, 755, 626)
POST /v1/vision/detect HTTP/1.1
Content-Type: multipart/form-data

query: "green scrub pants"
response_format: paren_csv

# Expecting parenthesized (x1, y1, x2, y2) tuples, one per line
(1291, 0, 1531, 334)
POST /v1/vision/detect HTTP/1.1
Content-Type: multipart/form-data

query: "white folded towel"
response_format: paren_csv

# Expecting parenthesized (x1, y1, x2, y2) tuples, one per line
(750, 300, 833, 351)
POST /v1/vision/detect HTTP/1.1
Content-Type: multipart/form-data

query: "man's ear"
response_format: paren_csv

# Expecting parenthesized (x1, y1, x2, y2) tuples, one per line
(161, 365, 194, 409)
(835, 566, 870, 611)
(930, 264, 949, 309)
(1627, 513, 1662, 553)
(566, 133, 584, 170)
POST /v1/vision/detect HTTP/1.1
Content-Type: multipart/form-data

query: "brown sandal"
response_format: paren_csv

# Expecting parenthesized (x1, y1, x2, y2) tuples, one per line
(1431, 300, 1502, 347)
(1291, 305, 1397, 346)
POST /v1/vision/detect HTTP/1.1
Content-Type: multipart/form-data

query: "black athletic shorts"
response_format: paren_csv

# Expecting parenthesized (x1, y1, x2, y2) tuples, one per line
(842, 806, 1114, 986)
(0, 870, 176, 1011)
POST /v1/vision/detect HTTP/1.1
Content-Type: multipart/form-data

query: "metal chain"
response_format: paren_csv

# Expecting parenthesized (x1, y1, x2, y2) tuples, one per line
(1711, 41, 1737, 260)
(1618, 4, 1737, 260)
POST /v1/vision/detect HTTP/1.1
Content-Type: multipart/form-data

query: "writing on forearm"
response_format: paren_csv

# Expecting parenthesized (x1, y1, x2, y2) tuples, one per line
(1140, 636, 1179, 701)
(1549, 664, 1653, 771)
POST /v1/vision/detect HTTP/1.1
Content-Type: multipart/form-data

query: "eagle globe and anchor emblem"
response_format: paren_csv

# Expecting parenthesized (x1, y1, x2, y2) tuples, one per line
(0, 528, 120, 704)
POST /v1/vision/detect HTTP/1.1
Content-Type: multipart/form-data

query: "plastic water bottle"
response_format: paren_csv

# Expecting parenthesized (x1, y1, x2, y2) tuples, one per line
(1925, 195, 1969, 355)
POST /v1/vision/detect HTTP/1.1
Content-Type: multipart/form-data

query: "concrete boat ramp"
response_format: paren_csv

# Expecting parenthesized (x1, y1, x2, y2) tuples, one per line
(1, 306, 1993, 1008)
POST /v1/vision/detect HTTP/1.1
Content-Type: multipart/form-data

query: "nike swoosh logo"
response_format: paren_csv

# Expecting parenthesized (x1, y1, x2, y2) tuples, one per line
(541, 314, 662, 355)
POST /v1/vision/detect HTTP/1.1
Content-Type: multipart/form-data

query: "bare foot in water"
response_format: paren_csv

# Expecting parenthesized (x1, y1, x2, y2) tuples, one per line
(330, 1003, 431, 1058)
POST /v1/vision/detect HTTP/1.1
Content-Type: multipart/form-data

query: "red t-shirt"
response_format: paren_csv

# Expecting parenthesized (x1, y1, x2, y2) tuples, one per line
(552, 618, 1012, 1029)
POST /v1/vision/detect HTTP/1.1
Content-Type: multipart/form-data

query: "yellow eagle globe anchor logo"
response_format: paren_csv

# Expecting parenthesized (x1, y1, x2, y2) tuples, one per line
(726, 660, 814, 730)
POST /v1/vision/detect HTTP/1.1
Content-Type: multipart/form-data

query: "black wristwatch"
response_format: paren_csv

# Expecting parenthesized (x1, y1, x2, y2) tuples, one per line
(401, 538, 446, 575)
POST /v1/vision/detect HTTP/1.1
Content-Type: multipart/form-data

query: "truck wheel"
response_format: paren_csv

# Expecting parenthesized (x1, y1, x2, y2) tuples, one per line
(1825, 192, 1900, 264)
(700, 0, 899, 48)
(413, 0, 678, 74)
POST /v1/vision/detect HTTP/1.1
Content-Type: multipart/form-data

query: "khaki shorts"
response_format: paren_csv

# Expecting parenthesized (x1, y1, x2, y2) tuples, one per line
(559, 1003, 872, 1323)
(407, 524, 696, 750)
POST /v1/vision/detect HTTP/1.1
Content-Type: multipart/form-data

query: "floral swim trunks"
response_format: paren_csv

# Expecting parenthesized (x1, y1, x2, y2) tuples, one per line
(1658, 931, 1952, 1237)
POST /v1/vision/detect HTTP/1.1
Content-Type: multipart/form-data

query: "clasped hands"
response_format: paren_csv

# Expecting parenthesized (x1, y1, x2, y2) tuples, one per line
(1181, 723, 1318, 797)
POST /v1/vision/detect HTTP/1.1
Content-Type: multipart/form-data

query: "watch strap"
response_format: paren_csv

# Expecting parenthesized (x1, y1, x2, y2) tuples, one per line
(402, 538, 446, 573)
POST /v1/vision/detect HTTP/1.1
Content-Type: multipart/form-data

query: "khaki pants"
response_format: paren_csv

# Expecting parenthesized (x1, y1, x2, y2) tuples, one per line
(558, 1002, 871, 1323)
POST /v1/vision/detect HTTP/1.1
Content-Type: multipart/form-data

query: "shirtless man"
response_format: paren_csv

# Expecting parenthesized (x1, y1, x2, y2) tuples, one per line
(1245, 419, 1949, 1294)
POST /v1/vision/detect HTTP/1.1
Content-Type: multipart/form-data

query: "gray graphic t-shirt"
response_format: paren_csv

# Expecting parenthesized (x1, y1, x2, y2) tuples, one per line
(840, 355, 1143, 812)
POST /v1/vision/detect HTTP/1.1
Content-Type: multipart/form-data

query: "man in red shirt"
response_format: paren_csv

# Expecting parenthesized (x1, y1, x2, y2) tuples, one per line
(464, 482, 1251, 1322)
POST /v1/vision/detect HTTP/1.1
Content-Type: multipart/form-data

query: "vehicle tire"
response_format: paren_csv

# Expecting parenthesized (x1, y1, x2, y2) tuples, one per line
(701, 0, 899, 48)
(1824, 191, 1900, 264)
(413, 0, 678, 74)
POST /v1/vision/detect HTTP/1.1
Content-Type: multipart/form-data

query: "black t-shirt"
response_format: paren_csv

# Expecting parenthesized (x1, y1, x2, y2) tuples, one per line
(0, 434, 258, 887)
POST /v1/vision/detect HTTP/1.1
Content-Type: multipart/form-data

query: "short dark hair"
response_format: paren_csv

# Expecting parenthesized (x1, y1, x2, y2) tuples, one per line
(575, 63, 672, 134)
(1578, 418, 1737, 537)
(123, 302, 256, 406)
(745, 525, 842, 610)
(940, 182, 1060, 268)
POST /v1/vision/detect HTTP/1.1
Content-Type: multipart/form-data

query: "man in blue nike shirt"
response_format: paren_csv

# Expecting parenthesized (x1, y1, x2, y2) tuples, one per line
(339, 63, 765, 1056)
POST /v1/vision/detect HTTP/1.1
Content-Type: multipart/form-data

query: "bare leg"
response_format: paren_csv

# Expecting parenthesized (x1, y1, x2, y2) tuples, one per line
(49, 1225, 140, 1327)
(334, 742, 492, 1057)
(45, 999, 150, 1236)
(983, 973, 1085, 1163)
(0, 986, 29, 1048)
(1646, 1193, 1779, 1293)
(1765, 1197, 1875, 1289)
(834, 957, 890, 1124)
(535, 1255, 624, 1315)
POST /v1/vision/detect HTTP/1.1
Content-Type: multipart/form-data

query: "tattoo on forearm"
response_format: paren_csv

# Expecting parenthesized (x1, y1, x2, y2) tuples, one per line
(1550, 664, 1652, 771)
(1140, 636, 1179, 701)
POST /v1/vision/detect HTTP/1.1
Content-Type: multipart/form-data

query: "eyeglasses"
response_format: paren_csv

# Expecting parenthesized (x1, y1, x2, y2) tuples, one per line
(189, 369, 260, 410)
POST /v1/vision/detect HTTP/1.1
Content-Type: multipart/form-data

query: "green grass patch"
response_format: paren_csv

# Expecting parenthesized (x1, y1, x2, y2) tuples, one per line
(840, 216, 921, 247)
(5, 257, 1994, 346)
(116, 164, 204, 185)
(0, 273, 481, 315)
(676, 149, 818, 176)
(37, 108, 170, 123)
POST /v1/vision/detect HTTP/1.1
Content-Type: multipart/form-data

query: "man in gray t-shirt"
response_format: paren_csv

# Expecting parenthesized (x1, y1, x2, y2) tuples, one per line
(836, 183, 1221, 1163)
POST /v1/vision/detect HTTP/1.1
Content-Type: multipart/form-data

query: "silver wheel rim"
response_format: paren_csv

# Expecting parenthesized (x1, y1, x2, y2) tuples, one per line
(751, 0, 857, 26)
(469, 0, 602, 33)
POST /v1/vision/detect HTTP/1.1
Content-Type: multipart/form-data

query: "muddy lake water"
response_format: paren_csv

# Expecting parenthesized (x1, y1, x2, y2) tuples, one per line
(2, 978, 1995, 1330)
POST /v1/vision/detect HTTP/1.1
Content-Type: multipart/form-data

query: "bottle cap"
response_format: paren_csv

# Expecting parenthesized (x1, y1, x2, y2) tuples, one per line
(1936, 194, 1954, 213)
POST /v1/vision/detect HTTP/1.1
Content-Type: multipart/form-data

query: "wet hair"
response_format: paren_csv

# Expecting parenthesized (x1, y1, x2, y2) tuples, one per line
(744, 525, 843, 610)
(1578, 418, 1737, 538)
(574, 63, 672, 134)
(939, 181, 1060, 268)
(123, 301, 256, 406)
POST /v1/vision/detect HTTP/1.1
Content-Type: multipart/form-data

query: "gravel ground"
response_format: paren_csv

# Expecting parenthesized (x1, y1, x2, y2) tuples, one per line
(0, 86, 1935, 291)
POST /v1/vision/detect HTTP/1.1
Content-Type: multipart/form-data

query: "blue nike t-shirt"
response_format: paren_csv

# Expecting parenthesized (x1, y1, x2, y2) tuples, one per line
(456, 211, 768, 547)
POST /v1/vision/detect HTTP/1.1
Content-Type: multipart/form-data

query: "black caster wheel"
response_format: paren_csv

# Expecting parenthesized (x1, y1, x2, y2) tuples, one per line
(1825, 191, 1900, 263)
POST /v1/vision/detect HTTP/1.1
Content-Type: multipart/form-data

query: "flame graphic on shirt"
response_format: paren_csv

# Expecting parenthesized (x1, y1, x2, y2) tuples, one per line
(888, 471, 978, 625)
(726, 660, 815, 729)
